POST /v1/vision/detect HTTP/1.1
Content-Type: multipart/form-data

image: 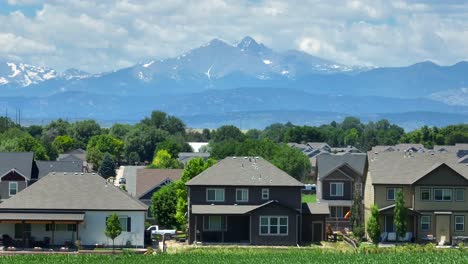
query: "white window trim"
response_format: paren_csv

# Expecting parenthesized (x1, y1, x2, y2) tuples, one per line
(434, 188, 452, 202)
(330, 182, 344, 197)
(386, 187, 401, 201)
(261, 188, 269, 200)
(236, 188, 249, 202)
(9, 182, 18, 197)
(420, 188, 431, 201)
(455, 216, 465, 232)
(206, 188, 225, 202)
(259, 216, 288, 236)
(203, 215, 227, 231)
(455, 189, 465, 202)
(420, 215, 431, 231)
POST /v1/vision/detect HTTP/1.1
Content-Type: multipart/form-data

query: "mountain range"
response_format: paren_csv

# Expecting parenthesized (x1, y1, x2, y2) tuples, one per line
(0, 36, 467, 129)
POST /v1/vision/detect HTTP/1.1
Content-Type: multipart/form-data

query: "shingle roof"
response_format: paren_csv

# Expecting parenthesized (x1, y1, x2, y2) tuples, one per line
(316, 152, 367, 180)
(368, 152, 468, 185)
(307, 142, 331, 151)
(192, 204, 262, 214)
(302, 202, 330, 215)
(0, 152, 34, 179)
(186, 157, 304, 187)
(0, 173, 147, 211)
(136, 168, 183, 198)
(0, 212, 84, 221)
(36, 161, 83, 178)
(178, 152, 210, 162)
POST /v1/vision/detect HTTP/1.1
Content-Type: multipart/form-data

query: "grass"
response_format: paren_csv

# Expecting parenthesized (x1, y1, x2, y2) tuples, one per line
(302, 194, 316, 203)
(1, 247, 466, 263)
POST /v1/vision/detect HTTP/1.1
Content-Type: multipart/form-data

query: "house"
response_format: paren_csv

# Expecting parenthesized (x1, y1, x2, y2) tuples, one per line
(186, 157, 329, 245)
(178, 152, 210, 165)
(135, 168, 183, 218)
(316, 152, 367, 231)
(371, 144, 426, 153)
(364, 151, 468, 244)
(0, 152, 37, 201)
(36, 161, 83, 179)
(117, 166, 146, 197)
(433, 144, 468, 158)
(0, 173, 147, 248)
(57, 149, 91, 172)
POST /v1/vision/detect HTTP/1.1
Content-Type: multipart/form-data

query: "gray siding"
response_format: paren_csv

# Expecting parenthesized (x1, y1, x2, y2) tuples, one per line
(189, 186, 302, 210)
(0, 181, 27, 200)
(302, 214, 327, 243)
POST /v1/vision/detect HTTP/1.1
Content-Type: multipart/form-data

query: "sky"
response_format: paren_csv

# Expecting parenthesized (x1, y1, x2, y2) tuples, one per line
(1, 0, 468, 73)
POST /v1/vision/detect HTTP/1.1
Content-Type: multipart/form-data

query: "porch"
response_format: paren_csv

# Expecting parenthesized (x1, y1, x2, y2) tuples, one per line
(0, 212, 84, 249)
(193, 215, 251, 244)
(378, 205, 419, 243)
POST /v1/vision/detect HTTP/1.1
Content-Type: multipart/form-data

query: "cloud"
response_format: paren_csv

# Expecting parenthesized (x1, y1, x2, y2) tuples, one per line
(0, 0, 468, 72)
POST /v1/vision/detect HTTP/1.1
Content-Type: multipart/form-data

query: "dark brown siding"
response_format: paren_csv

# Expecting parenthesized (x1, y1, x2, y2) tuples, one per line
(415, 164, 468, 186)
(322, 179, 353, 200)
(301, 214, 327, 243)
(189, 186, 302, 210)
(250, 203, 299, 245)
(2, 171, 27, 181)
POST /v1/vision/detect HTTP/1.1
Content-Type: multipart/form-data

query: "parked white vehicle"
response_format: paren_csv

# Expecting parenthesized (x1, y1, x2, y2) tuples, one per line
(147, 225, 176, 236)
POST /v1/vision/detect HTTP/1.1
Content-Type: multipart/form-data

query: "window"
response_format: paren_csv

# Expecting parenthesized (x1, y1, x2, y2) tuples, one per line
(330, 206, 350, 218)
(420, 189, 431, 201)
(203, 215, 227, 231)
(330, 182, 344, 197)
(420, 216, 431, 231)
(434, 189, 452, 201)
(46, 224, 77, 232)
(206, 188, 225, 202)
(455, 189, 465, 202)
(9, 182, 18, 196)
(119, 217, 131, 232)
(236, 188, 248, 202)
(14, 223, 31, 239)
(455, 216, 465, 232)
(259, 216, 288, 235)
(261, 188, 269, 200)
(386, 187, 401, 201)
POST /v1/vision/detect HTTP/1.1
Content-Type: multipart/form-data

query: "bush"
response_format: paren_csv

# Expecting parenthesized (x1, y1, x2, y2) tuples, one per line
(352, 225, 365, 241)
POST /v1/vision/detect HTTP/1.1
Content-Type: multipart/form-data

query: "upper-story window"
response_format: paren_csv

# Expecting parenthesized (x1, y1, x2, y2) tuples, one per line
(261, 188, 269, 200)
(420, 188, 431, 201)
(236, 188, 249, 202)
(434, 189, 452, 201)
(455, 189, 465, 202)
(386, 187, 402, 201)
(9, 182, 18, 196)
(330, 182, 344, 197)
(206, 188, 225, 202)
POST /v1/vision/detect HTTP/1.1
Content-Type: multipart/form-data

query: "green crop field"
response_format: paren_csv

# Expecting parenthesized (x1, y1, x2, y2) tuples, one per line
(0, 247, 466, 264)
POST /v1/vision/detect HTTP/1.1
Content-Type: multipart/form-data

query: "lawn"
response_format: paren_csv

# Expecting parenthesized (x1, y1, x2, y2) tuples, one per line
(1, 247, 466, 263)
(302, 194, 316, 203)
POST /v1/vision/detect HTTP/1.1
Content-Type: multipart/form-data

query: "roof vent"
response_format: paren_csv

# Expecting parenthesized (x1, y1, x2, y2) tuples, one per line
(74, 172, 78, 175)
(234, 204, 238, 206)
(92, 173, 95, 175)
(233, 157, 236, 159)
(52, 172, 56, 175)
(80, 173, 84, 175)
(64, 172, 67, 175)
(244, 157, 247, 159)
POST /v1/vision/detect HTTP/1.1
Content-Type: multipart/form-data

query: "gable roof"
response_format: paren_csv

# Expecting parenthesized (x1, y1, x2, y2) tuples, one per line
(0, 152, 34, 180)
(307, 142, 331, 151)
(136, 168, 183, 198)
(458, 155, 468, 164)
(367, 152, 468, 185)
(302, 202, 330, 215)
(316, 152, 367, 180)
(186, 157, 304, 187)
(0, 173, 147, 211)
(36, 161, 83, 178)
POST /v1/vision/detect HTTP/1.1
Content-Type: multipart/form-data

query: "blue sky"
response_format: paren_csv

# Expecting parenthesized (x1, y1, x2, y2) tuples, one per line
(1, 0, 468, 73)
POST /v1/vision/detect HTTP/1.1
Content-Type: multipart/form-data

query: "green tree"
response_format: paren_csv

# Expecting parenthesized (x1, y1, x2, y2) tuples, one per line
(151, 183, 178, 228)
(366, 205, 381, 244)
(394, 190, 407, 241)
(98, 153, 116, 179)
(344, 128, 359, 146)
(52, 135, 75, 153)
(175, 158, 217, 229)
(211, 125, 245, 142)
(109, 123, 132, 140)
(271, 145, 311, 182)
(124, 125, 168, 163)
(105, 213, 122, 252)
(149, 150, 181, 169)
(350, 188, 364, 240)
(87, 135, 124, 170)
(42, 118, 71, 143)
(156, 137, 192, 158)
(71, 120, 102, 148)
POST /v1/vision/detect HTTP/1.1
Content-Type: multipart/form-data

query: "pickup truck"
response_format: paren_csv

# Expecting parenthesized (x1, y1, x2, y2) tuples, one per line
(147, 225, 176, 236)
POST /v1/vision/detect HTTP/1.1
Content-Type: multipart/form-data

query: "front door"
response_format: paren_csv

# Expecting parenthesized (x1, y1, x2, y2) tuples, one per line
(436, 214, 451, 244)
(312, 222, 323, 242)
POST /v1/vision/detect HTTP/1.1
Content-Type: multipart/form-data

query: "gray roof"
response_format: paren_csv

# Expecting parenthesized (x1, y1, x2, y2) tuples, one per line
(307, 142, 331, 151)
(316, 152, 367, 180)
(36, 161, 83, 178)
(192, 204, 263, 214)
(186, 157, 304, 187)
(121, 166, 146, 196)
(368, 152, 468, 185)
(178, 152, 210, 162)
(302, 202, 330, 215)
(0, 173, 147, 211)
(458, 155, 468, 164)
(0, 152, 34, 179)
(0, 212, 84, 221)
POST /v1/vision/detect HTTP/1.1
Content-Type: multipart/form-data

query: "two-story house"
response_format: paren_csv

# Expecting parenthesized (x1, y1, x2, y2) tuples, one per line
(364, 151, 468, 244)
(186, 157, 329, 245)
(0, 152, 37, 201)
(316, 152, 367, 230)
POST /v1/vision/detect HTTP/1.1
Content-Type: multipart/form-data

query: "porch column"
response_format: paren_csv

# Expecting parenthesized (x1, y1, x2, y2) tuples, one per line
(22, 221, 26, 249)
(51, 221, 55, 246)
(249, 215, 252, 244)
(76, 221, 80, 243)
(194, 215, 197, 243)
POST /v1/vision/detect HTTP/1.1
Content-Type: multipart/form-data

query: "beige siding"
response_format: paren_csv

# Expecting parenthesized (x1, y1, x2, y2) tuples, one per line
(363, 172, 375, 227)
(414, 186, 468, 211)
(373, 185, 413, 208)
